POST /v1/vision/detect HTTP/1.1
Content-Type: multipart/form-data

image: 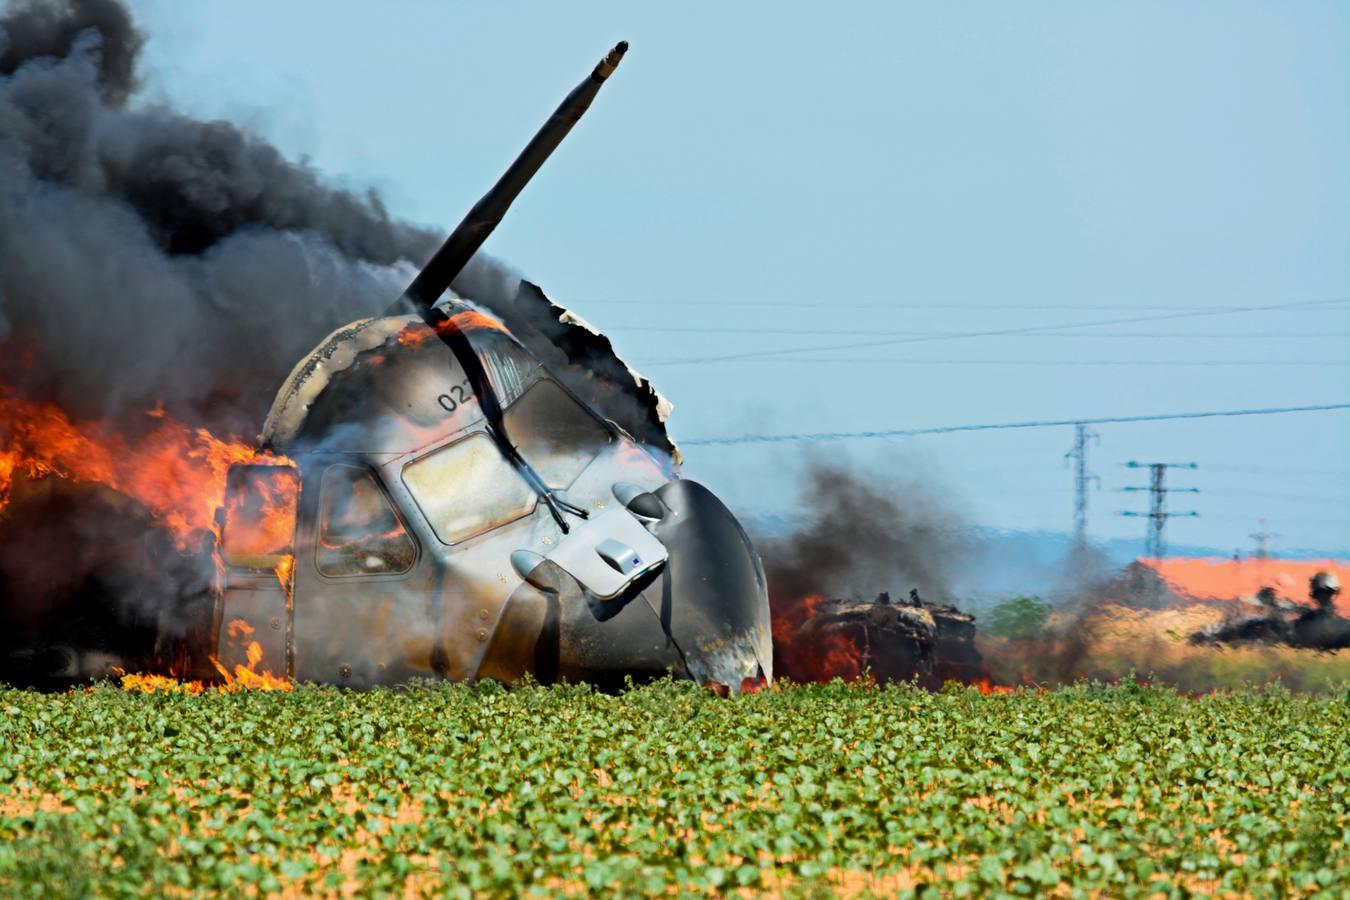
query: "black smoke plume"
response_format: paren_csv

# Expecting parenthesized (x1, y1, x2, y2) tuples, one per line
(0, 0, 138, 101)
(754, 458, 974, 682)
(0, 0, 484, 434)
(0, 0, 666, 445)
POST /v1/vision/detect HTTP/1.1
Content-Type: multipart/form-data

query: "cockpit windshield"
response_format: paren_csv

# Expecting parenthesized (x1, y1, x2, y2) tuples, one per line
(402, 433, 537, 545)
(501, 379, 612, 490)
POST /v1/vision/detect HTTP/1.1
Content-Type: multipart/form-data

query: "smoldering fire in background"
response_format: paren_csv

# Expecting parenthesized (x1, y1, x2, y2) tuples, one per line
(754, 456, 1350, 693)
(755, 457, 982, 685)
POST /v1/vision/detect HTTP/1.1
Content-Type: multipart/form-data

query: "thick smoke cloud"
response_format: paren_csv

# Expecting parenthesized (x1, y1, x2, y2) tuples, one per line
(0, 0, 521, 434)
(759, 458, 970, 605)
(755, 458, 973, 680)
(0, 0, 138, 102)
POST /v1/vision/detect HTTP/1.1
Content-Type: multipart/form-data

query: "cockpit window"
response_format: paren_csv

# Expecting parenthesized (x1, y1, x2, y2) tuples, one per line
(316, 466, 416, 577)
(221, 465, 298, 571)
(402, 433, 537, 544)
(502, 379, 612, 490)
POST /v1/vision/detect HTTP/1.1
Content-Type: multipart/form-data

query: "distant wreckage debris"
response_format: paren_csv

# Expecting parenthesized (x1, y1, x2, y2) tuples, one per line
(1190, 571, 1350, 651)
(795, 591, 983, 688)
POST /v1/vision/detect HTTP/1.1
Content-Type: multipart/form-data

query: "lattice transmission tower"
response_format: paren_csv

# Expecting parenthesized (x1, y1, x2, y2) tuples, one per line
(1120, 461, 1199, 558)
(1064, 424, 1100, 550)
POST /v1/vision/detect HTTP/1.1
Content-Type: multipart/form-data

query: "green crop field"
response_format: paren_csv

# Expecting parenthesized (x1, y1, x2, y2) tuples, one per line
(0, 680, 1346, 897)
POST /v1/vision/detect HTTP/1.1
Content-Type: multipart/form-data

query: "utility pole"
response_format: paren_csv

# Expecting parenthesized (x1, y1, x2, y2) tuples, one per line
(1064, 424, 1100, 550)
(1120, 461, 1199, 559)
(1248, 519, 1279, 560)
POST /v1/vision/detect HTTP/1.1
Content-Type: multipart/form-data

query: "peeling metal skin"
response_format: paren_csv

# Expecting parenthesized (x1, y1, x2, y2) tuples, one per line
(494, 281, 679, 463)
(221, 312, 771, 692)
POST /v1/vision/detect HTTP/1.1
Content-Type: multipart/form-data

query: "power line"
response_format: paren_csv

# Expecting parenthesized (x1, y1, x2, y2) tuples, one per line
(957, 462, 1350, 479)
(609, 326, 1350, 339)
(973, 488, 1347, 506)
(642, 358, 1348, 368)
(1203, 513, 1350, 528)
(573, 298, 1350, 311)
(642, 297, 1350, 367)
(960, 462, 1083, 477)
(1204, 464, 1350, 479)
(1204, 489, 1345, 505)
(680, 402, 1350, 447)
(979, 487, 1076, 496)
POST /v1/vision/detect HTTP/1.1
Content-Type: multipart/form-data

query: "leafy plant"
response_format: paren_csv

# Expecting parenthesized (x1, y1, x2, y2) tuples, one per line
(0, 679, 1344, 896)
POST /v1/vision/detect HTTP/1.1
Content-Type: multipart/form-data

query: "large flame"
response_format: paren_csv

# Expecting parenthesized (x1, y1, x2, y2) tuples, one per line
(0, 386, 290, 550)
(0, 384, 297, 689)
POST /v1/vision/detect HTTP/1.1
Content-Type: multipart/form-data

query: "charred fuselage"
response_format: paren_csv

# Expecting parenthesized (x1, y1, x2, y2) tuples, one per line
(1189, 603, 1350, 651)
(795, 593, 982, 688)
(1, 41, 774, 692)
(211, 311, 772, 690)
(206, 42, 773, 691)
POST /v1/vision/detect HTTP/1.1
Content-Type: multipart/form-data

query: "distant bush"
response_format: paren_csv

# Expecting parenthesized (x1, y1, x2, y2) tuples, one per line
(986, 594, 1050, 639)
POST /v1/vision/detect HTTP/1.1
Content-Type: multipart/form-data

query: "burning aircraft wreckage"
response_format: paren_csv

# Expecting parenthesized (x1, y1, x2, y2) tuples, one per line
(0, 2, 978, 692)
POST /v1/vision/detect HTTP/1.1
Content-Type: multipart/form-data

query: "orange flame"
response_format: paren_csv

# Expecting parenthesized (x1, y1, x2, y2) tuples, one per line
(396, 308, 509, 349)
(121, 618, 291, 693)
(119, 672, 208, 695)
(0, 386, 291, 551)
(971, 676, 1015, 696)
(0, 384, 297, 688)
(772, 594, 869, 683)
(220, 465, 300, 596)
(274, 555, 296, 601)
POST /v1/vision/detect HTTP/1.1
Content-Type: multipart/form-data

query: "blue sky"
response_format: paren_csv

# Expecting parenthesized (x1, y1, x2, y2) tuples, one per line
(129, 1, 1349, 555)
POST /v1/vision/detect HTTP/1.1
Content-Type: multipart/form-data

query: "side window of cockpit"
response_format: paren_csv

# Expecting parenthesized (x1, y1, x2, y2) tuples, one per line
(316, 466, 416, 577)
(221, 465, 299, 570)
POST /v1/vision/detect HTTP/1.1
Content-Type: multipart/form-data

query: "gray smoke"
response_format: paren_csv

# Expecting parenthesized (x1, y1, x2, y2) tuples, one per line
(759, 458, 971, 605)
(0, 0, 524, 435)
(755, 457, 974, 680)
(0, 0, 138, 102)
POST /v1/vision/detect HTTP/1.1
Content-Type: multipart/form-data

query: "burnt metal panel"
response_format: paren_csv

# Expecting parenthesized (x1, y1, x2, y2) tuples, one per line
(289, 462, 437, 687)
(645, 480, 773, 686)
(215, 575, 289, 677)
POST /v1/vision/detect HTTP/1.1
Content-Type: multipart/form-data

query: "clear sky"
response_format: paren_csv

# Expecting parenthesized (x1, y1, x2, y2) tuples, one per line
(129, 0, 1349, 555)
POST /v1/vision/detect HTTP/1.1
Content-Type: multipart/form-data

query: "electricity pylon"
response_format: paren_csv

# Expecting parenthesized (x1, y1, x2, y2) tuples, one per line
(1064, 424, 1099, 550)
(1120, 461, 1199, 559)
